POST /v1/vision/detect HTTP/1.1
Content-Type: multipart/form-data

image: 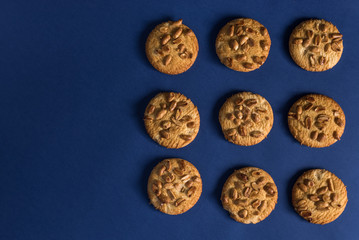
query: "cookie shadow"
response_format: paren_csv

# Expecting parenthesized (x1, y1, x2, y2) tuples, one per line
(208, 15, 247, 64)
(282, 17, 311, 68)
(137, 17, 171, 67)
(212, 90, 245, 139)
(286, 167, 322, 220)
(134, 90, 166, 137)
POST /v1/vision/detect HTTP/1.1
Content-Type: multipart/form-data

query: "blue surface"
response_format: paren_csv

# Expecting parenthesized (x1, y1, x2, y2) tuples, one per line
(0, 0, 359, 239)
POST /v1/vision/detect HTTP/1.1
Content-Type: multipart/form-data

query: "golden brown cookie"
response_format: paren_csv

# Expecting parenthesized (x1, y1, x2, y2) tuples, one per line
(289, 19, 343, 71)
(288, 94, 345, 148)
(144, 92, 200, 149)
(221, 167, 278, 224)
(215, 18, 271, 72)
(147, 158, 202, 215)
(145, 19, 199, 75)
(292, 169, 348, 224)
(219, 92, 273, 146)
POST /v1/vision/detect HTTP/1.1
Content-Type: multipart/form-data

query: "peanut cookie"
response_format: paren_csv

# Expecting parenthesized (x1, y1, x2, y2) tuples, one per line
(144, 92, 200, 149)
(147, 158, 202, 215)
(219, 92, 273, 146)
(145, 19, 199, 75)
(292, 169, 348, 224)
(289, 19, 343, 71)
(288, 94, 345, 148)
(221, 167, 278, 224)
(215, 18, 271, 72)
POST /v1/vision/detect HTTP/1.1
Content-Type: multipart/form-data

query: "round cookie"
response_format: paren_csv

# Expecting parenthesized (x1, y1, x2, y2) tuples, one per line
(289, 19, 343, 72)
(215, 18, 271, 72)
(292, 169, 348, 224)
(221, 167, 278, 224)
(144, 92, 200, 149)
(288, 94, 345, 148)
(147, 158, 202, 215)
(219, 92, 274, 146)
(145, 19, 199, 75)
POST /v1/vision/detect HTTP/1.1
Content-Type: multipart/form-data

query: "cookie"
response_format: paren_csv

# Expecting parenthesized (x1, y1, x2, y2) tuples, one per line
(219, 92, 273, 146)
(288, 94, 345, 148)
(145, 19, 199, 75)
(144, 92, 200, 149)
(289, 19, 343, 71)
(221, 167, 278, 224)
(292, 169, 348, 224)
(215, 18, 271, 72)
(147, 158, 202, 215)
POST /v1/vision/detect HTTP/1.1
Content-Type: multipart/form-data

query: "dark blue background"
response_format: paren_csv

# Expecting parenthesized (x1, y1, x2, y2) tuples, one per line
(0, 0, 358, 239)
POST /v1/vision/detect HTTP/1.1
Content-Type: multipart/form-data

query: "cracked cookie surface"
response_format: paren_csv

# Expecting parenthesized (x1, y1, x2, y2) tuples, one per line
(219, 92, 273, 146)
(221, 167, 278, 224)
(216, 18, 271, 72)
(146, 19, 199, 75)
(288, 94, 345, 148)
(292, 169, 348, 224)
(144, 92, 200, 149)
(148, 158, 202, 215)
(289, 19, 343, 72)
